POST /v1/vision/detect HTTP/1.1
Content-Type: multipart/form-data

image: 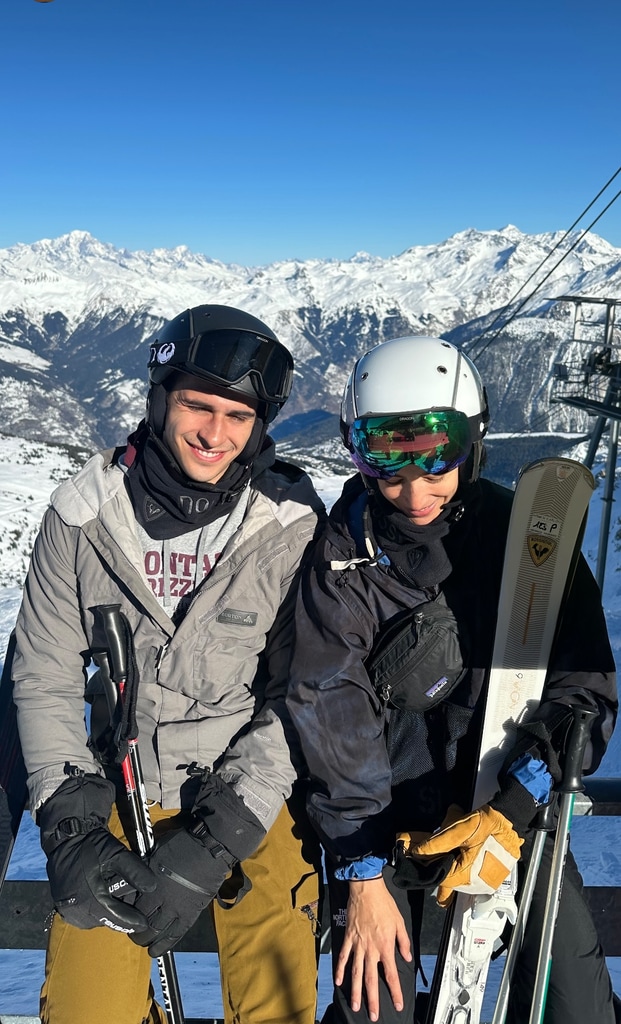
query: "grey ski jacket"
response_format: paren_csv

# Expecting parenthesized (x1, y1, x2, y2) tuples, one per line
(13, 448, 325, 826)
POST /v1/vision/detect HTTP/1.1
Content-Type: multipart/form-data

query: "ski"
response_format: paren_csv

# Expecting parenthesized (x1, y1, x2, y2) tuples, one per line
(0, 631, 28, 892)
(424, 456, 595, 1024)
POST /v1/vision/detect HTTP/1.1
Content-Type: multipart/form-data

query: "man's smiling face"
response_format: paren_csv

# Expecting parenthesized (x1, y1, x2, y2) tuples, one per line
(162, 373, 258, 484)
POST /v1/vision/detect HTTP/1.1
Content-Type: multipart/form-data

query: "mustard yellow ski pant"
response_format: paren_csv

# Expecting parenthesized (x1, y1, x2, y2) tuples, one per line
(39, 788, 322, 1024)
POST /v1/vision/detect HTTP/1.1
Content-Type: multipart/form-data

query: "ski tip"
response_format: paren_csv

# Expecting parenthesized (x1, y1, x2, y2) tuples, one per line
(517, 457, 595, 492)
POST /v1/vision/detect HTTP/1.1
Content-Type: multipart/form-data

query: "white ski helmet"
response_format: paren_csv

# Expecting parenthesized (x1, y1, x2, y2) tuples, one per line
(341, 336, 489, 480)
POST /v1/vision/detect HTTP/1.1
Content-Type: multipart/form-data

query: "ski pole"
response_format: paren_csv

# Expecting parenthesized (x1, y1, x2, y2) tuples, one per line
(527, 704, 597, 1024)
(491, 797, 557, 1024)
(94, 603, 185, 1024)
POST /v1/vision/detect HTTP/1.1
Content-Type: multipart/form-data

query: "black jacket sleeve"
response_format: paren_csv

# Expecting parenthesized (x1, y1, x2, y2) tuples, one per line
(539, 553, 617, 774)
(286, 546, 396, 863)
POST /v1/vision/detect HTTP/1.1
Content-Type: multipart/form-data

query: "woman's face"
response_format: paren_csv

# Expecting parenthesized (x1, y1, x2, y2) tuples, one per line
(377, 464, 460, 526)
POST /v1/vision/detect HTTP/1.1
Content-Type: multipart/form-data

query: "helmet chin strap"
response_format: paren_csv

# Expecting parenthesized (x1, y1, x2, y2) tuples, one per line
(460, 442, 486, 485)
(146, 383, 169, 437)
(238, 417, 269, 465)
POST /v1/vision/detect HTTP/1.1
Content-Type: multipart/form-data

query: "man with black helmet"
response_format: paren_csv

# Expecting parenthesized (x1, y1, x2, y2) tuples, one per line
(12, 305, 325, 1024)
(286, 335, 617, 1023)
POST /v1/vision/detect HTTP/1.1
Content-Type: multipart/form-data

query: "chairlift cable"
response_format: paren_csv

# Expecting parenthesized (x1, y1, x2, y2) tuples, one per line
(468, 166, 621, 356)
(469, 183, 621, 363)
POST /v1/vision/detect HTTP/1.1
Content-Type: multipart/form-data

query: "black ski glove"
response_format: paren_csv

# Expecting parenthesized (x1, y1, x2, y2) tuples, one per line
(131, 773, 267, 957)
(506, 700, 577, 784)
(39, 773, 157, 933)
(490, 758, 551, 838)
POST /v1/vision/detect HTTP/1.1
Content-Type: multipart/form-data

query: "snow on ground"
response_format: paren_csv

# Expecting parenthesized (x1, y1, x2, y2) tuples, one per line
(0, 435, 86, 588)
(0, 468, 620, 1019)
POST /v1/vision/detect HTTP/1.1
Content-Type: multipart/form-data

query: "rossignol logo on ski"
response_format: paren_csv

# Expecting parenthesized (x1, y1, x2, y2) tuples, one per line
(527, 535, 557, 567)
(527, 513, 560, 566)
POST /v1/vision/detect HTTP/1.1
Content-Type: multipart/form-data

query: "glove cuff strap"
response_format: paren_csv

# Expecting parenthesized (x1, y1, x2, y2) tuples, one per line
(42, 816, 103, 855)
(189, 818, 230, 859)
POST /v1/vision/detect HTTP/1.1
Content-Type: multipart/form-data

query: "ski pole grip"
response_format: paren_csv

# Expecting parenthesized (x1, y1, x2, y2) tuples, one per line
(91, 649, 119, 724)
(533, 794, 557, 832)
(558, 705, 597, 794)
(96, 604, 127, 683)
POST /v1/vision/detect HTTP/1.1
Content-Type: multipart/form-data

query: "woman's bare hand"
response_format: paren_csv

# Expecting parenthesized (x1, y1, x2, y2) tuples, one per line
(334, 877, 412, 1022)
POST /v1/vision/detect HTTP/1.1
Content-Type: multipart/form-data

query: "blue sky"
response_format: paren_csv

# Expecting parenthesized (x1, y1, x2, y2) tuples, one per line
(2, 0, 621, 264)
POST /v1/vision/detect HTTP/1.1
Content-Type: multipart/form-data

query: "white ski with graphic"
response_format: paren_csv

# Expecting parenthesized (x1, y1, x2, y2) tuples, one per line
(426, 457, 595, 1024)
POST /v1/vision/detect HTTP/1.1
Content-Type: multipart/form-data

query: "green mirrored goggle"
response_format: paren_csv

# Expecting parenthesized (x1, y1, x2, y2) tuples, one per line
(349, 410, 472, 478)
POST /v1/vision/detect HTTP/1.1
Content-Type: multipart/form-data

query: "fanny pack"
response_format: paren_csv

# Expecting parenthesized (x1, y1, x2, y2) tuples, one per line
(365, 592, 468, 712)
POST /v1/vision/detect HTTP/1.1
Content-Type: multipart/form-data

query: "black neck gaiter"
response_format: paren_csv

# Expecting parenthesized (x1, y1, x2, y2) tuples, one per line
(122, 422, 275, 540)
(369, 488, 464, 589)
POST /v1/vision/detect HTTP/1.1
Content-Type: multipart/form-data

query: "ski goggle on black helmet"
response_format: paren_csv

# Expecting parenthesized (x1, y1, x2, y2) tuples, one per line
(148, 304, 294, 422)
(341, 336, 489, 479)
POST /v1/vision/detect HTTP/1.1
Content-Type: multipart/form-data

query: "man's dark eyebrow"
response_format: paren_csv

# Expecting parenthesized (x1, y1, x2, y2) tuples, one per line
(176, 393, 256, 416)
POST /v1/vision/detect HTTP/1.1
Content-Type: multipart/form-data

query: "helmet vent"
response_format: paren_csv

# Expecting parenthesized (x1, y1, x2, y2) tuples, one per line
(437, 365, 448, 375)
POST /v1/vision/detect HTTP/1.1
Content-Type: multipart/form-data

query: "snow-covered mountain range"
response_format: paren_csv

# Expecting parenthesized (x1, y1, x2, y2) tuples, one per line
(1, 226, 621, 453)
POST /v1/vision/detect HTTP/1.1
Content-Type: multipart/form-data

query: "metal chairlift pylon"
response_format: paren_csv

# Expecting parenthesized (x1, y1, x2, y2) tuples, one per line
(549, 295, 621, 590)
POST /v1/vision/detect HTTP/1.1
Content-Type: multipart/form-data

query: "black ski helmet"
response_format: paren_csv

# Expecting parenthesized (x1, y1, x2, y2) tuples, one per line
(146, 304, 294, 433)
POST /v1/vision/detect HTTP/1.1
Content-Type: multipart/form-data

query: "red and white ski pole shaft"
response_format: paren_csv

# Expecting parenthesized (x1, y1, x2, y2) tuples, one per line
(527, 704, 597, 1024)
(97, 604, 185, 1024)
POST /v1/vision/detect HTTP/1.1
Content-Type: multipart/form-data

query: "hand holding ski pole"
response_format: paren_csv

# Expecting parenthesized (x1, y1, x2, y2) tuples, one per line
(130, 771, 265, 958)
(94, 604, 185, 1024)
(96, 605, 265, 971)
(38, 772, 157, 933)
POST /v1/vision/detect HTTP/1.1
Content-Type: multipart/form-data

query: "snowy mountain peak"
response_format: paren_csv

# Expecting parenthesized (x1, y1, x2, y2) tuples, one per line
(27, 230, 115, 260)
(1, 225, 620, 327)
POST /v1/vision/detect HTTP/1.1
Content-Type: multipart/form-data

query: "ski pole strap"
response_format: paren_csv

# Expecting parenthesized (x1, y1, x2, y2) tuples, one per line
(95, 605, 140, 763)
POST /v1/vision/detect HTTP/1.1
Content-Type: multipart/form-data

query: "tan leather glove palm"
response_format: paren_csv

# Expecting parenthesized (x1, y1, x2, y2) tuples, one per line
(397, 803, 523, 908)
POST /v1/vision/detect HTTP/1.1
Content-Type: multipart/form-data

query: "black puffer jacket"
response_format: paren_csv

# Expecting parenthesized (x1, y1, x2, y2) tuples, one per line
(286, 474, 617, 865)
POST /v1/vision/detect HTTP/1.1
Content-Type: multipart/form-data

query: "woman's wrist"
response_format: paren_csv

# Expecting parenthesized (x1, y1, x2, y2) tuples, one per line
(335, 855, 387, 881)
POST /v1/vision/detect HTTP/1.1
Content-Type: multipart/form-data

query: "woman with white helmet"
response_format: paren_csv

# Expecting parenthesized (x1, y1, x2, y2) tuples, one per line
(286, 336, 617, 1023)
